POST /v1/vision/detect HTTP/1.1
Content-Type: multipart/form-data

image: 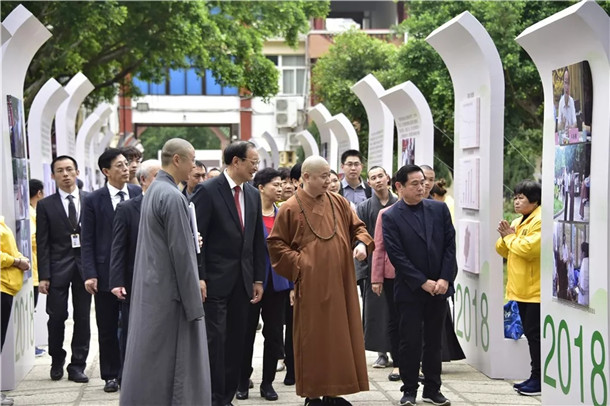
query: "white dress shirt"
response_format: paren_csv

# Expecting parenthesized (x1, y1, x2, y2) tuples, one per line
(57, 187, 80, 219)
(107, 183, 130, 210)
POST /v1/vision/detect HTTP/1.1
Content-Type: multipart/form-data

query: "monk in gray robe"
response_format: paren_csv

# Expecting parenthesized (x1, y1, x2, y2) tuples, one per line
(267, 156, 374, 406)
(120, 138, 211, 406)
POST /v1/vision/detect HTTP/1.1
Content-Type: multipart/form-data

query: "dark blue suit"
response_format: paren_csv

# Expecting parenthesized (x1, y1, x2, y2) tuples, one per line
(191, 173, 266, 406)
(382, 198, 456, 396)
(81, 183, 141, 381)
(109, 194, 143, 372)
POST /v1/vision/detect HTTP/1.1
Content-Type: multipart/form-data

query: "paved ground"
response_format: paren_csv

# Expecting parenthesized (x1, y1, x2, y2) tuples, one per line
(4, 314, 541, 406)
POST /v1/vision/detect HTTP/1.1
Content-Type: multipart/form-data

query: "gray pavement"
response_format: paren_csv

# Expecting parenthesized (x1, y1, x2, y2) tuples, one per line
(5, 312, 541, 406)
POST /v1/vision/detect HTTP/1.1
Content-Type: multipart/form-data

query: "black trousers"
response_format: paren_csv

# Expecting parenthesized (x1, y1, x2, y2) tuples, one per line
(118, 300, 130, 379)
(398, 297, 447, 395)
(46, 272, 91, 372)
(1, 292, 14, 351)
(94, 291, 121, 380)
(204, 282, 251, 406)
(284, 294, 295, 382)
(239, 288, 288, 388)
(517, 301, 541, 380)
(383, 278, 400, 367)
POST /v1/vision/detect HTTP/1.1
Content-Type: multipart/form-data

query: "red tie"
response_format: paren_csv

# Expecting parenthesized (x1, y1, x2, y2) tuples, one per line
(234, 186, 244, 231)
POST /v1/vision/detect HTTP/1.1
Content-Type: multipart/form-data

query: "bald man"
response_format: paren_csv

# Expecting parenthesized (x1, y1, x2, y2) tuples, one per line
(268, 156, 374, 405)
(120, 139, 211, 405)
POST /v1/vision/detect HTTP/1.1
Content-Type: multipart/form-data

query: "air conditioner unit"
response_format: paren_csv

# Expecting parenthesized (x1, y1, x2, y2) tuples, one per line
(275, 98, 298, 128)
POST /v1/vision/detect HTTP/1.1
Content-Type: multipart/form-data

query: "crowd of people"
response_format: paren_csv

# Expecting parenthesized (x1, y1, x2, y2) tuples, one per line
(0, 138, 543, 406)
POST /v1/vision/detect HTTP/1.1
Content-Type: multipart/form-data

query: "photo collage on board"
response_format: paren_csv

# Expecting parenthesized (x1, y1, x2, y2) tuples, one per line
(551, 61, 592, 308)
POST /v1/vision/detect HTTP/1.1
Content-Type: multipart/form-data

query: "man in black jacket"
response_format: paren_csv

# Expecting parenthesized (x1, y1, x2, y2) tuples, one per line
(37, 155, 90, 383)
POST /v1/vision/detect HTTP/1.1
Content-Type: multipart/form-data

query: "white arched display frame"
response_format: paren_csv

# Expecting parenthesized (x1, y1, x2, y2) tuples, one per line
(516, 1, 609, 403)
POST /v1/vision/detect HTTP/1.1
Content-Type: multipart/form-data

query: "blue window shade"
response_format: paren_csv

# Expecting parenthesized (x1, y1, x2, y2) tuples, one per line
(223, 85, 238, 95)
(186, 68, 203, 95)
(205, 70, 222, 95)
(149, 81, 166, 95)
(132, 77, 149, 94)
(169, 69, 186, 95)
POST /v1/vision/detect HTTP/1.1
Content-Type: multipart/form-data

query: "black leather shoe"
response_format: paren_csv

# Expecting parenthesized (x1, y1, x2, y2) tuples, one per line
(322, 396, 352, 405)
(50, 365, 64, 381)
(235, 389, 249, 400)
(284, 376, 295, 386)
(68, 370, 89, 383)
(388, 372, 401, 382)
(249, 378, 254, 389)
(260, 383, 278, 401)
(104, 378, 119, 393)
(305, 398, 323, 405)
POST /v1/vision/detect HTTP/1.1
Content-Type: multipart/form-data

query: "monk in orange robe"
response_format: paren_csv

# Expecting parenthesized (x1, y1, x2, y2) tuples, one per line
(267, 156, 374, 406)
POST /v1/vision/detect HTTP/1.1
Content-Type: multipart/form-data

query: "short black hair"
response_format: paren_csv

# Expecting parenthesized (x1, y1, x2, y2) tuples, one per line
(420, 164, 434, 172)
(195, 160, 207, 170)
(367, 166, 386, 178)
(223, 141, 256, 165)
(51, 155, 78, 174)
(98, 148, 124, 173)
(395, 165, 425, 185)
(278, 167, 291, 181)
(581, 242, 589, 257)
(514, 180, 541, 205)
(29, 179, 44, 198)
(208, 167, 221, 174)
(341, 149, 362, 165)
(290, 163, 302, 182)
(253, 168, 281, 189)
(120, 146, 142, 161)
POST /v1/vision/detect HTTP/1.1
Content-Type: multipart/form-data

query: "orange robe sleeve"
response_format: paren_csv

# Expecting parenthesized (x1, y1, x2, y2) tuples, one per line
(267, 203, 301, 282)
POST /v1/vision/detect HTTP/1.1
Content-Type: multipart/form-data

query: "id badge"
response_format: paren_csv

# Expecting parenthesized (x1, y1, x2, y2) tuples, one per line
(71, 234, 81, 248)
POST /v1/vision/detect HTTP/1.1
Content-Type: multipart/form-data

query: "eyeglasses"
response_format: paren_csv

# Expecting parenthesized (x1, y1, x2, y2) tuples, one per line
(343, 162, 362, 168)
(241, 158, 260, 167)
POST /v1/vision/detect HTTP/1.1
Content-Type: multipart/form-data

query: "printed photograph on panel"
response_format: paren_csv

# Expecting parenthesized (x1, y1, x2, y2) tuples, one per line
(401, 137, 415, 166)
(552, 222, 589, 307)
(553, 62, 593, 145)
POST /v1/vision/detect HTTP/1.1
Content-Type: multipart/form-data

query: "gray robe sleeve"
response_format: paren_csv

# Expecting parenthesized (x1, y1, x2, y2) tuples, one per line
(161, 193, 204, 322)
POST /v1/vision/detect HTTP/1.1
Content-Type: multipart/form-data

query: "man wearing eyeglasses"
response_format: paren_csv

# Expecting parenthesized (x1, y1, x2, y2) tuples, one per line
(339, 149, 372, 206)
(191, 141, 266, 406)
(183, 160, 207, 200)
(81, 148, 142, 393)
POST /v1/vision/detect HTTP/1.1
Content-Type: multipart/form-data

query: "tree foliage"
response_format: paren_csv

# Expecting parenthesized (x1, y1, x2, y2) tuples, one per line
(0, 1, 329, 108)
(310, 1, 609, 196)
(140, 126, 224, 161)
(312, 29, 399, 153)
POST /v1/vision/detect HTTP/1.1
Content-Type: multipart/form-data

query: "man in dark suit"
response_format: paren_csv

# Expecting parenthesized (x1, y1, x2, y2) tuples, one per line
(191, 141, 266, 406)
(382, 165, 456, 406)
(37, 155, 91, 383)
(81, 148, 142, 393)
(109, 159, 160, 373)
(182, 159, 206, 199)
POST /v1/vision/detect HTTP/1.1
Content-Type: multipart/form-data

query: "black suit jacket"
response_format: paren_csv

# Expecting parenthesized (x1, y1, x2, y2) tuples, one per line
(382, 199, 456, 302)
(108, 194, 142, 302)
(190, 173, 266, 298)
(36, 190, 88, 287)
(81, 184, 142, 292)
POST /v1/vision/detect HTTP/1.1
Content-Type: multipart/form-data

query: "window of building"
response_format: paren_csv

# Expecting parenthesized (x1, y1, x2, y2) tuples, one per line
(132, 66, 238, 96)
(266, 55, 307, 95)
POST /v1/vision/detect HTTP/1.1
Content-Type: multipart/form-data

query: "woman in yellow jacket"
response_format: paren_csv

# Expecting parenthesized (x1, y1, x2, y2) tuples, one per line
(495, 180, 541, 397)
(1, 215, 30, 350)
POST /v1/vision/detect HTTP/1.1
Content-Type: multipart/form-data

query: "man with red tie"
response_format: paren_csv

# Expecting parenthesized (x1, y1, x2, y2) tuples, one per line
(191, 141, 267, 406)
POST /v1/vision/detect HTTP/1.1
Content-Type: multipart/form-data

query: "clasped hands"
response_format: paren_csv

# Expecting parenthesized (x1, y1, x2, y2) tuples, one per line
(421, 279, 448, 296)
(497, 219, 515, 238)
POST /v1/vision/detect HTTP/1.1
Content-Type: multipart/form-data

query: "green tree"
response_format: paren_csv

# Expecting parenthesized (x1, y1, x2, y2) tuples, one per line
(312, 29, 400, 154)
(1, 1, 329, 108)
(140, 126, 225, 161)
